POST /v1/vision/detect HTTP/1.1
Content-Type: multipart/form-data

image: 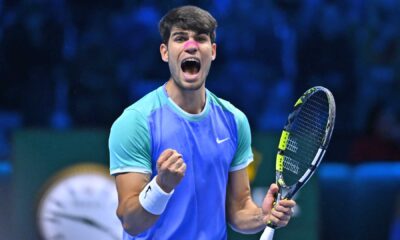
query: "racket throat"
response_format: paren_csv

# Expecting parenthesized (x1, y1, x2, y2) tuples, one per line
(276, 176, 297, 200)
(278, 185, 293, 200)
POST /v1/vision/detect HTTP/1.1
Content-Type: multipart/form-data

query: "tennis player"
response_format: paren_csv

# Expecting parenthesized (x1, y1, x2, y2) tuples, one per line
(109, 5, 296, 240)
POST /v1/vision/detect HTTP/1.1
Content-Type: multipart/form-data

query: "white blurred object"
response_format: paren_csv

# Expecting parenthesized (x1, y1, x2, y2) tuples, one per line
(260, 227, 274, 240)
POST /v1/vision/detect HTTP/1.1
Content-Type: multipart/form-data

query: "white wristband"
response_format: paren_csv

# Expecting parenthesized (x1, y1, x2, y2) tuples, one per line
(139, 176, 174, 215)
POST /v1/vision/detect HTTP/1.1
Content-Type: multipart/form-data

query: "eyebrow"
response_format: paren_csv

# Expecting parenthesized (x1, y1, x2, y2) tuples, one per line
(171, 31, 188, 37)
(171, 31, 209, 38)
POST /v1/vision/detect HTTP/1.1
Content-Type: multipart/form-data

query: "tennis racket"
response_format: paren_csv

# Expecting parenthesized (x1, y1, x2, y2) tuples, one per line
(260, 86, 336, 240)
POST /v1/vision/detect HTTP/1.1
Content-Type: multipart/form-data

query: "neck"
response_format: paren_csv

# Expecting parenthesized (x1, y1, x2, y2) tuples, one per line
(165, 80, 206, 114)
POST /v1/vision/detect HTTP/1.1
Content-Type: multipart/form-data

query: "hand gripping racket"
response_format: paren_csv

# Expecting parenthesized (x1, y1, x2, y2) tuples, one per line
(260, 86, 336, 240)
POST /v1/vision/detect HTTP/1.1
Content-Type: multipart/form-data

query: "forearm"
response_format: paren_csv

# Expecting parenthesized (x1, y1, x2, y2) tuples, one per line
(117, 175, 175, 235)
(227, 198, 266, 234)
(115, 173, 167, 236)
(117, 196, 159, 236)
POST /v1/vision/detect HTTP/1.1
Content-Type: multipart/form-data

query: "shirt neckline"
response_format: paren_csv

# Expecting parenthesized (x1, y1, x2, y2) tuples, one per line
(161, 83, 210, 121)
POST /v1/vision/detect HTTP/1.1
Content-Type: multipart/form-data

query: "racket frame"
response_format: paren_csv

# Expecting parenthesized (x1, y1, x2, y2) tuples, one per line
(274, 86, 335, 203)
(262, 86, 335, 238)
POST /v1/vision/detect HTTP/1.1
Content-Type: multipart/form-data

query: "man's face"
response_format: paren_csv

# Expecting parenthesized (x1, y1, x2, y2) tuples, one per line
(160, 27, 216, 91)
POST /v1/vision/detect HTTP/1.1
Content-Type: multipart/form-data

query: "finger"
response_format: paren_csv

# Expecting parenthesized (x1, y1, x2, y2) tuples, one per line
(262, 183, 280, 217)
(174, 159, 185, 170)
(157, 149, 175, 168)
(277, 199, 296, 208)
(158, 150, 180, 169)
(271, 207, 284, 219)
(274, 203, 293, 214)
(164, 152, 183, 168)
(266, 214, 280, 227)
(161, 149, 175, 158)
(269, 183, 279, 192)
(274, 209, 292, 221)
(265, 184, 279, 206)
(268, 212, 290, 229)
(176, 162, 187, 176)
(276, 219, 289, 228)
(271, 207, 291, 221)
(275, 204, 294, 220)
(171, 159, 186, 176)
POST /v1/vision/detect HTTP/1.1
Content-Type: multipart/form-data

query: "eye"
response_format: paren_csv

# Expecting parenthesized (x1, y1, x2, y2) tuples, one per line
(196, 35, 209, 43)
(174, 36, 187, 43)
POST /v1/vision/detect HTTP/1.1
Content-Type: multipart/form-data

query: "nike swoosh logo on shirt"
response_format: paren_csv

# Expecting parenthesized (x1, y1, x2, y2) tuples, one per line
(216, 137, 230, 144)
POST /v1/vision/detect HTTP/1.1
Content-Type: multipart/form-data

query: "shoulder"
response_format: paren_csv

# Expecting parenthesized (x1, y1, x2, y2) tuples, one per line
(110, 86, 167, 135)
(125, 86, 167, 118)
(207, 89, 248, 123)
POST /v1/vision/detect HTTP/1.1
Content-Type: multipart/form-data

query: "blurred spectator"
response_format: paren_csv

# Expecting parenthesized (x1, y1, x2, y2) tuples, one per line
(296, 0, 356, 132)
(349, 103, 400, 163)
(1, 3, 65, 126)
(390, 192, 400, 240)
(0, 0, 399, 142)
(353, 0, 400, 132)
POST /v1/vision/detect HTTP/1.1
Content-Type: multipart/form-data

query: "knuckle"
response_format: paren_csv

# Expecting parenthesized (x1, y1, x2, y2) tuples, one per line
(162, 149, 172, 156)
(158, 165, 166, 171)
(171, 149, 179, 155)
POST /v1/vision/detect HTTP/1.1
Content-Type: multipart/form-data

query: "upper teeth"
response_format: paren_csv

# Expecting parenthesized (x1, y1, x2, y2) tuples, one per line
(183, 58, 199, 63)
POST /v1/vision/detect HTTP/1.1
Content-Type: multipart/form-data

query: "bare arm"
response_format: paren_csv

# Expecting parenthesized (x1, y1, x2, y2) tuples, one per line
(115, 149, 186, 236)
(226, 168, 295, 234)
(115, 172, 158, 236)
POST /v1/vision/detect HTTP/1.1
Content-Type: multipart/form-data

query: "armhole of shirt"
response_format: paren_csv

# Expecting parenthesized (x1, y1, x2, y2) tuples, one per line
(109, 109, 152, 175)
(230, 109, 254, 171)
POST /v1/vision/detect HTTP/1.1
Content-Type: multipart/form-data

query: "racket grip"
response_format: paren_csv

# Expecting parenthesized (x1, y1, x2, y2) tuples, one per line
(260, 226, 275, 240)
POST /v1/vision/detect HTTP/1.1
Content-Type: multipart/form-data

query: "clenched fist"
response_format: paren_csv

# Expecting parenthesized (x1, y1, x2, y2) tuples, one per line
(156, 149, 187, 193)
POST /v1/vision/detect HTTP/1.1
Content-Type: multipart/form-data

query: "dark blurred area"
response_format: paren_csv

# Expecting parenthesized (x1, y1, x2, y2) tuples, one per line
(1, 0, 400, 239)
(1, 0, 400, 159)
(1, 0, 400, 163)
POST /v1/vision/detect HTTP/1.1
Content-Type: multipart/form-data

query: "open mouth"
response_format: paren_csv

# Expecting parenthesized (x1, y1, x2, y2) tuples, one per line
(181, 58, 201, 75)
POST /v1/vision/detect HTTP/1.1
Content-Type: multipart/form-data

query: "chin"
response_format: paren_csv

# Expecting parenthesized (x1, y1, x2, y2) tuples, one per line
(182, 81, 204, 91)
(177, 78, 205, 91)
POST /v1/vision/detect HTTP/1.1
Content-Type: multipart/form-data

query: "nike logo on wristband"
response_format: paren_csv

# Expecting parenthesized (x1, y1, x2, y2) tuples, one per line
(216, 137, 229, 144)
(144, 186, 152, 199)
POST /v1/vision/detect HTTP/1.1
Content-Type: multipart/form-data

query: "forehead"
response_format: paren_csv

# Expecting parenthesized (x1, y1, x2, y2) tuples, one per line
(170, 27, 209, 37)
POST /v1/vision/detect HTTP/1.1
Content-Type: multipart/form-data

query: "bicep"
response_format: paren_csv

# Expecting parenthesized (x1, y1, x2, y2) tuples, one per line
(227, 168, 253, 217)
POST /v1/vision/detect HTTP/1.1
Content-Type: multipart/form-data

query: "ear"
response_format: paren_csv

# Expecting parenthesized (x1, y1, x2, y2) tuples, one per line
(211, 43, 217, 61)
(160, 43, 168, 62)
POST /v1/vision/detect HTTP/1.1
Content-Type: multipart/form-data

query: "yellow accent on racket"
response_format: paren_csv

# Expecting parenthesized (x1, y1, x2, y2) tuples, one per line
(294, 98, 303, 107)
(278, 178, 285, 186)
(276, 154, 284, 172)
(278, 130, 290, 150)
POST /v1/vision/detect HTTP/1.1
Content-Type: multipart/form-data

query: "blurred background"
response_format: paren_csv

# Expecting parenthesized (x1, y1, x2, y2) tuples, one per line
(0, 0, 400, 239)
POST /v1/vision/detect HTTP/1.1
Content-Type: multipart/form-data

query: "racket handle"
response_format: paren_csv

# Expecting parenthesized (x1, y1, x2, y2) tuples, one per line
(259, 226, 275, 240)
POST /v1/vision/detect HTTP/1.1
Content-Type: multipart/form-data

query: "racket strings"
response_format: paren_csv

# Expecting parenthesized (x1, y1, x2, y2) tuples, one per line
(295, 96, 328, 156)
(282, 155, 307, 175)
(282, 92, 330, 185)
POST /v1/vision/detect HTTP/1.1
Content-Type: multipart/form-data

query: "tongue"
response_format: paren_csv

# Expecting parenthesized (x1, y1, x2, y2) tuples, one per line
(185, 67, 198, 75)
(183, 67, 199, 80)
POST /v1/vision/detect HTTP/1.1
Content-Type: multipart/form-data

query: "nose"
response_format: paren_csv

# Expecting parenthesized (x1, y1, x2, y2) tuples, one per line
(183, 40, 199, 54)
